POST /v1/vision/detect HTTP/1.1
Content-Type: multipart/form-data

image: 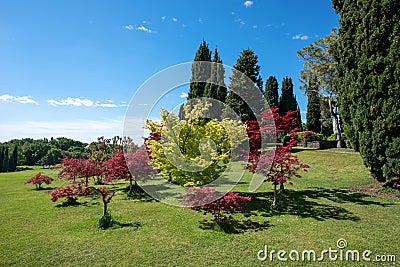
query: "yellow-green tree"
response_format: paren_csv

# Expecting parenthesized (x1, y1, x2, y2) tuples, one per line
(145, 101, 247, 187)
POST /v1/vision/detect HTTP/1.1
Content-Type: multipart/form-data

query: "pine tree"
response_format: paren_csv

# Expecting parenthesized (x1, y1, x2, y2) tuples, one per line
(187, 40, 212, 100)
(203, 48, 227, 103)
(332, 0, 400, 182)
(306, 78, 322, 133)
(0, 146, 4, 172)
(264, 76, 279, 108)
(225, 48, 263, 121)
(2, 147, 9, 172)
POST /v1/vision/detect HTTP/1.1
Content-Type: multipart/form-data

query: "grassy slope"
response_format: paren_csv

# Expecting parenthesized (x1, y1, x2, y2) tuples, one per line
(0, 150, 399, 266)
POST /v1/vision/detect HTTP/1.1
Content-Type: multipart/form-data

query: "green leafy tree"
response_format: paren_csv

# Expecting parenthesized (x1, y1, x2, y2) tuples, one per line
(264, 76, 279, 108)
(145, 101, 247, 186)
(225, 48, 263, 121)
(332, 0, 400, 182)
(297, 29, 343, 146)
(306, 77, 322, 133)
(187, 40, 212, 100)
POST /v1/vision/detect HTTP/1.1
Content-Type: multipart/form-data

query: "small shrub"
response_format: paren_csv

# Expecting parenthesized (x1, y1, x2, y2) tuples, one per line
(182, 187, 251, 224)
(24, 172, 54, 189)
(48, 181, 91, 204)
(98, 212, 114, 229)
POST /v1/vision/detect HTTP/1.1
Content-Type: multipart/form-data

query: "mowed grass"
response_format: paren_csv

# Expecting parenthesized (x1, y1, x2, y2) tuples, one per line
(1, 149, 399, 266)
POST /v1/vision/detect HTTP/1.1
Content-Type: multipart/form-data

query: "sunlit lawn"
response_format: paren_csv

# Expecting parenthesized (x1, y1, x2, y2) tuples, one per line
(0, 149, 399, 266)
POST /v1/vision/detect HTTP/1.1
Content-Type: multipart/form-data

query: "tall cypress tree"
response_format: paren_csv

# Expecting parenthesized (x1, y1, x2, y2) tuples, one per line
(279, 77, 301, 129)
(306, 78, 322, 133)
(0, 146, 4, 172)
(264, 76, 279, 108)
(2, 147, 9, 172)
(203, 48, 227, 103)
(279, 77, 297, 114)
(225, 48, 263, 121)
(9, 146, 17, 172)
(332, 0, 400, 182)
(187, 40, 212, 100)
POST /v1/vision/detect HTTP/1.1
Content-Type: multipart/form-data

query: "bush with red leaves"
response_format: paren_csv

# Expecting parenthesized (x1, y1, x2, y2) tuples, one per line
(24, 172, 54, 189)
(182, 187, 251, 223)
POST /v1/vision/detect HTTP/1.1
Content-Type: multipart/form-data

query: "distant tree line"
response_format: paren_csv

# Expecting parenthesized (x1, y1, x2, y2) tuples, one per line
(1, 137, 88, 168)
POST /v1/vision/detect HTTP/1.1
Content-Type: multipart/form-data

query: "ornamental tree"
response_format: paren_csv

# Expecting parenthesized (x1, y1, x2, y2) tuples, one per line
(182, 187, 251, 224)
(105, 148, 154, 195)
(247, 107, 309, 207)
(24, 172, 54, 189)
(48, 180, 90, 204)
(58, 157, 103, 186)
(145, 101, 247, 186)
(86, 186, 116, 229)
(248, 145, 309, 208)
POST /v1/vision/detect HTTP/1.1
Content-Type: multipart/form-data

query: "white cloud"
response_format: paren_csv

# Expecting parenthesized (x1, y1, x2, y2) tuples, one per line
(136, 25, 153, 33)
(180, 92, 188, 99)
(161, 16, 166, 20)
(252, 25, 258, 29)
(292, 34, 309, 40)
(172, 17, 178, 22)
(48, 97, 94, 107)
(244, 1, 253, 7)
(198, 18, 203, 23)
(181, 24, 187, 28)
(0, 94, 38, 105)
(125, 24, 134, 31)
(231, 11, 235, 15)
(95, 103, 118, 108)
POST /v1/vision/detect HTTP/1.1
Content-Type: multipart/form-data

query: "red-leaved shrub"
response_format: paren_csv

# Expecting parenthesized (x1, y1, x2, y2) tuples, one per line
(24, 172, 54, 189)
(182, 187, 251, 223)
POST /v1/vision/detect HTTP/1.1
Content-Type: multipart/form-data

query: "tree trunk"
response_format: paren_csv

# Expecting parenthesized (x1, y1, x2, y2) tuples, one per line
(272, 182, 277, 209)
(328, 97, 343, 148)
(103, 201, 108, 217)
(280, 182, 285, 193)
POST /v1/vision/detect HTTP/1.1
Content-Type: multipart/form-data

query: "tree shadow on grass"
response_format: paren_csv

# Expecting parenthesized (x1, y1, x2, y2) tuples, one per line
(31, 186, 54, 191)
(118, 185, 158, 202)
(198, 218, 272, 234)
(239, 188, 393, 222)
(55, 201, 89, 207)
(111, 220, 142, 230)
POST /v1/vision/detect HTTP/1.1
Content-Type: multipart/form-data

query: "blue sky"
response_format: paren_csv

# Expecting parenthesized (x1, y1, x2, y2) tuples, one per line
(0, 0, 339, 143)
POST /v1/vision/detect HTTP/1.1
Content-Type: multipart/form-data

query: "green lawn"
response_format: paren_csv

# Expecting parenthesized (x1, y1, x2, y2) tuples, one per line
(0, 149, 399, 266)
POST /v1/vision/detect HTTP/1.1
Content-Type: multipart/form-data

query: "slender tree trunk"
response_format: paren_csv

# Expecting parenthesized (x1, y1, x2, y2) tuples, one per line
(328, 97, 343, 148)
(273, 182, 277, 209)
(103, 200, 108, 217)
(280, 182, 285, 193)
